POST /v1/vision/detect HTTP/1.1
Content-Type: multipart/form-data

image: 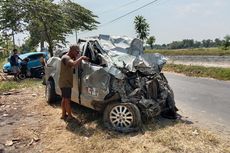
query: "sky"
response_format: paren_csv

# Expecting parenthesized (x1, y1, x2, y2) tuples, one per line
(15, 0, 230, 46)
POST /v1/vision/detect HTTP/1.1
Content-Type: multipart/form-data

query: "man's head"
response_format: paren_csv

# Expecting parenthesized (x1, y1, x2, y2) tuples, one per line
(69, 45, 80, 60)
(13, 49, 18, 54)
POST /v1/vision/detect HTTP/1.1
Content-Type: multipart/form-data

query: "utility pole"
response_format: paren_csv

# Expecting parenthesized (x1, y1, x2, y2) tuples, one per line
(75, 30, 78, 43)
(17, 38, 21, 47)
(12, 30, 15, 49)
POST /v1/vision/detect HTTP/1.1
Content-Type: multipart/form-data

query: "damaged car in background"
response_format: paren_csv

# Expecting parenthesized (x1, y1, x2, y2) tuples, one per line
(45, 34, 178, 132)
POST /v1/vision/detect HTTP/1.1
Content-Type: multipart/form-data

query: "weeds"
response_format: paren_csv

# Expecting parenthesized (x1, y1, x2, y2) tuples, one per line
(0, 56, 8, 69)
(0, 79, 42, 92)
(164, 64, 230, 80)
(145, 48, 230, 56)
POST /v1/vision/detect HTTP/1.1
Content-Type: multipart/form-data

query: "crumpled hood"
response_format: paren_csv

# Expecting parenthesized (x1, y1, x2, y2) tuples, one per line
(108, 51, 167, 74)
(96, 34, 167, 78)
(98, 34, 144, 56)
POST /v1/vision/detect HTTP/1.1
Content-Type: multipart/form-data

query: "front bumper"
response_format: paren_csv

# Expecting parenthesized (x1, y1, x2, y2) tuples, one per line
(3, 68, 11, 74)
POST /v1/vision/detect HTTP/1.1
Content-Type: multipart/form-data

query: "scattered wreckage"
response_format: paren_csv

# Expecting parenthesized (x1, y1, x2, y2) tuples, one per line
(45, 35, 178, 132)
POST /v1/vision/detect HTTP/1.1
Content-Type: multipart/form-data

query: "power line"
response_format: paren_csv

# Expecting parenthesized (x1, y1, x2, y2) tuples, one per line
(97, 0, 141, 15)
(78, 0, 160, 36)
(99, 0, 159, 27)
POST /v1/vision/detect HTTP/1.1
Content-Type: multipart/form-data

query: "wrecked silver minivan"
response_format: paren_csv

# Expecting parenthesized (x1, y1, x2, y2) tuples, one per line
(45, 35, 178, 132)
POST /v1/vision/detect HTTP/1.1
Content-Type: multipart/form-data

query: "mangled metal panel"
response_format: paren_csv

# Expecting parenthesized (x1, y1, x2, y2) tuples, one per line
(97, 34, 143, 55)
(138, 53, 167, 70)
(103, 65, 125, 79)
(108, 51, 137, 72)
(95, 35, 167, 75)
(128, 38, 144, 56)
(105, 51, 167, 75)
(81, 62, 110, 101)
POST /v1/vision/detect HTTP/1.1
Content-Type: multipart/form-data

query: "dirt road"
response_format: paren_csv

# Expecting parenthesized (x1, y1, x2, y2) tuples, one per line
(0, 85, 229, 153)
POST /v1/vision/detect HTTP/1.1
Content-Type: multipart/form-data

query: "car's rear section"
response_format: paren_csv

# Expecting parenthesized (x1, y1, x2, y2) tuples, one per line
(45, 57, 61, 103)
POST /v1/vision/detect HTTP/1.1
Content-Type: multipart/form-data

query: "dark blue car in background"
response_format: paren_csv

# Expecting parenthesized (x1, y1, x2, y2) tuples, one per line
(3, 52, 49, 74)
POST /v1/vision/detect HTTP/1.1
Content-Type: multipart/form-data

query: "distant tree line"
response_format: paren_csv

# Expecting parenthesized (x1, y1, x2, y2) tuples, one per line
(152, 35, 230, 50)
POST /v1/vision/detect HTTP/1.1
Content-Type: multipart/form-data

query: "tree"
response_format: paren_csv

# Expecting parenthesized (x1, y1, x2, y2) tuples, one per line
(25, 0, 99, 56)
(194, 41, 202, 48)
(134, 15, 150, 41)
(223, 35, 230, 50)
(214, 38, 222, 47)
(0, 0, 25, 48)
(146, 36, 155, 49)
(182, 39, 194, 48)
(0, 0, 99, 56)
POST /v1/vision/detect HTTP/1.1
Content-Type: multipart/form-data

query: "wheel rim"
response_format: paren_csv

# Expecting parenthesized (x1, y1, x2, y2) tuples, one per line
(18, 74, 26, 79)
(46, 82, 51, 101)
(109, 105, 134, 128)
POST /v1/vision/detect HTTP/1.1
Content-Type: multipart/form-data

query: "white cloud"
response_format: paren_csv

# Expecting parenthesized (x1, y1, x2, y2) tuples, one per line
(175, 0, 227, 18)
(212, 0, 226, 7)
(176, 2, 202, 16)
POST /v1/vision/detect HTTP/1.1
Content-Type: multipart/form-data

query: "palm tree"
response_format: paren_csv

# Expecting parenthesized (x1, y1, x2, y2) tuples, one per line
(147, 36, 156, 49)
(134, 15, 150, 41)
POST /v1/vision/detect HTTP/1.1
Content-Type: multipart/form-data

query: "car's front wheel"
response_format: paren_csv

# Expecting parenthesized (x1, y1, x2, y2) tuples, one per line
(103, 103, 142, 132)
(18, 73, 26, 80)
(45, 80, 57, 104)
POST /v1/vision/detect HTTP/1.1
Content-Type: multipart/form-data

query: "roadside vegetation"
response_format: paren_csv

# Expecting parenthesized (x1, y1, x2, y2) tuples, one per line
(148, 35, 230, 50)
(0, 1, 99, 56)
(0, 56, 7, 68)
(145, 48, 230, 56)
(0, 79, 42, 92)
(0, 56, 42, 92)
(164, 64, 230, 81)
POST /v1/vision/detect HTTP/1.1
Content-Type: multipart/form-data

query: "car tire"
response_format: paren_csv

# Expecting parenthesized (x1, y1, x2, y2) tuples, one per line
(46, 80, 57, 104)
(103, 102, 142, 133)
(18, 73, 26, 80)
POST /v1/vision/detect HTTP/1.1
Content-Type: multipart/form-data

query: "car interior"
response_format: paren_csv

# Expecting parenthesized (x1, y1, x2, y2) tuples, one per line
(81, 41, 107, 67)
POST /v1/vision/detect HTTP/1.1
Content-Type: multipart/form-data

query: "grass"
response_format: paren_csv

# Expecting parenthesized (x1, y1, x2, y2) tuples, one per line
(0, 56, 8, 69)
(145, 48, 230, 56)
(45, 112, 230, 153)
(0, 79, 42, 92)
(0, 56, 42, 92)
(164, 64, 230, 80)
(37, 98, 230, 153)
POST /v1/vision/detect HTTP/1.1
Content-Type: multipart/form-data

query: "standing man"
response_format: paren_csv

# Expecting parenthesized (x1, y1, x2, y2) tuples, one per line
(10, 49, 22, 81)
(59, 45, 89, 120)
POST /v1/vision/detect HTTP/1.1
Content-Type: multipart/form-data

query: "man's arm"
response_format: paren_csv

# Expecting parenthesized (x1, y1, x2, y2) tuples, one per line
(66, 56, 89, 67)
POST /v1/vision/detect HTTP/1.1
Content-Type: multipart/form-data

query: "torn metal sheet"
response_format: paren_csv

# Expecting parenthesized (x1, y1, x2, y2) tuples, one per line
(103, 65, 125, 79)
(81, 63, 110, 101)
(98, 34, 143, 55)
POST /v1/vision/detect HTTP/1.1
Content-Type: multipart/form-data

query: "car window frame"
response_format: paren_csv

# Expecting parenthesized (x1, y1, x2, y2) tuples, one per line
(27, 53, 44, 61)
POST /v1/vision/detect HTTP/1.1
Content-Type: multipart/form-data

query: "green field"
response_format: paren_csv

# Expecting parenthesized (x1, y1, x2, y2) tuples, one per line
(145, 48, 230, 56)
(164, 64, 230, 80)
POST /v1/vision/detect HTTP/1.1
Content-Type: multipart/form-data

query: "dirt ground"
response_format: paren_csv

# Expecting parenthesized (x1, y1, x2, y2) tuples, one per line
(0, 84, 230, 153)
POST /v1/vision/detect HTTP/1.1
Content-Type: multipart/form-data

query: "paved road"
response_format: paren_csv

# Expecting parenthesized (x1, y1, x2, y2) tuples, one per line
(165, 72, 230, 135)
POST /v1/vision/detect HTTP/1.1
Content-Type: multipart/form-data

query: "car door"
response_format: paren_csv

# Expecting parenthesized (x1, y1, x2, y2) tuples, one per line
(27, 53, 43, 70)
(78, 42, 111, 110)
(71, 67, 80, 103)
